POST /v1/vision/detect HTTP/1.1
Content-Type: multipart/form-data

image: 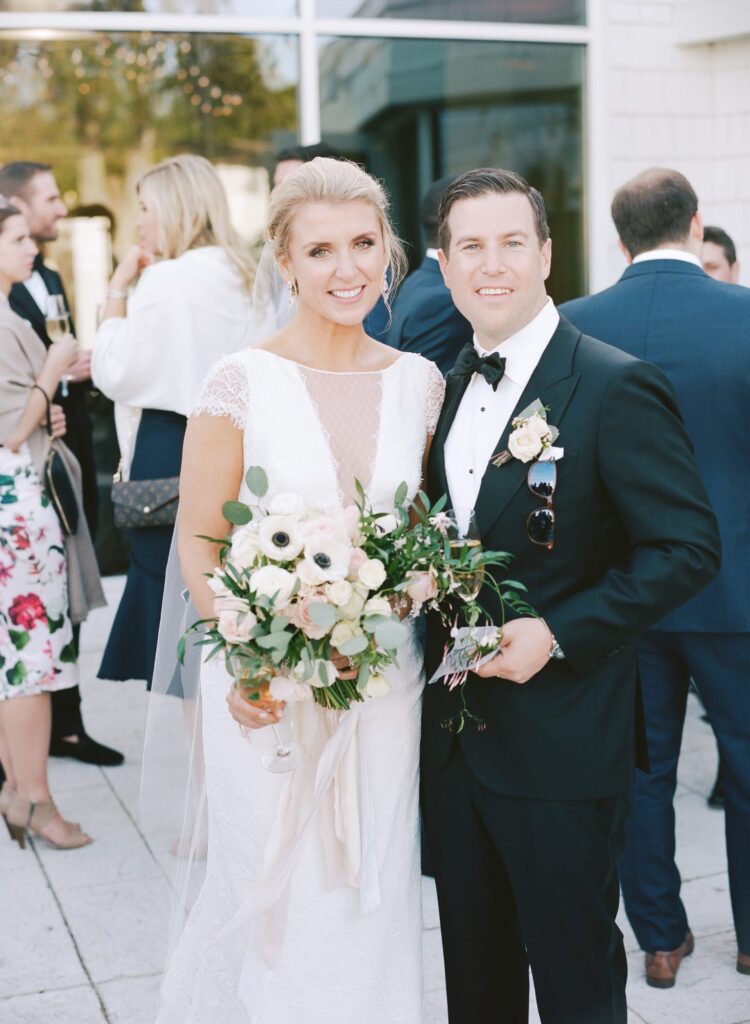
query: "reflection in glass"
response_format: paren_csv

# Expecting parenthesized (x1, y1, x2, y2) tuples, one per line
(316, 0, 584, 24)
(319, 36, 584, 302)
(3, 0, 297, 13)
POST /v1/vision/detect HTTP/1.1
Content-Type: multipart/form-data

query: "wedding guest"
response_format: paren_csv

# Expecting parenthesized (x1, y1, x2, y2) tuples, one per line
(386, 176, 473, 374)
(0, 160, 122, 769)
(0, 199, 105, 849)
(702, 225, 740, 284)
(92, 154, 261, 689)
(561, 167, 750, 985)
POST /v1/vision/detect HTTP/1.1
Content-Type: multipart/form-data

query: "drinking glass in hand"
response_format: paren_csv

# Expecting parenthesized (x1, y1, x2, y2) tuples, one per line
(445, 508, 484, 601)
(45, 294, 74, 398)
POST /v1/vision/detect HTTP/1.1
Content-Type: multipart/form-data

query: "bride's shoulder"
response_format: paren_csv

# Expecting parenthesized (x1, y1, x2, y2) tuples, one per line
(393, 351, 445, 389)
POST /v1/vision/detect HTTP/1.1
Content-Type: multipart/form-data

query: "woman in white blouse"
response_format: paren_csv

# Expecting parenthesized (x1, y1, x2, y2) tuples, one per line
(92, 154, 263, 687)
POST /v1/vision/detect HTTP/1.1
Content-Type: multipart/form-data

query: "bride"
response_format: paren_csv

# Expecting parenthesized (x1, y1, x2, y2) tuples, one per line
(154, 157, 445, 1023)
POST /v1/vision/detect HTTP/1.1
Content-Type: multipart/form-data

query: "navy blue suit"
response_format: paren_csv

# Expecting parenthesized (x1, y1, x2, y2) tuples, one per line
(386, 256, 473, 375)
(561, 258, 750, 957)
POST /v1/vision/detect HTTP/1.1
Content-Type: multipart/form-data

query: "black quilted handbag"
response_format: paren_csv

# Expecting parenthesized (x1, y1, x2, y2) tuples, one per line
(111, 466, 179, 529)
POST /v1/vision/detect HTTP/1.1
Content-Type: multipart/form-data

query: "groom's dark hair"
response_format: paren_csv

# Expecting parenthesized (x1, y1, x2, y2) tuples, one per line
(612, 167, 698, 257)
(437, 168, 550, 252)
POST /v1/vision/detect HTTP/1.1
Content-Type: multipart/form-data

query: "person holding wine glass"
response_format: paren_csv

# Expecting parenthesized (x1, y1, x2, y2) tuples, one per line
(0, 198, 106, 850)
(0, 160, 121, 772)
(91, 154, 263, 690)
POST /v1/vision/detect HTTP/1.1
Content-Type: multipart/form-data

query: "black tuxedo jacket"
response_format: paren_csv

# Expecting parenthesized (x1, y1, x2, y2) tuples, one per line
(9, 263, 98, 534)
(386, 257, 473, 375)
(423, 316, 720, 800)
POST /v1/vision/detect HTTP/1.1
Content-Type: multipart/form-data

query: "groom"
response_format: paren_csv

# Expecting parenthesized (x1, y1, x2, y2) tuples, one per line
(421, 168, 721, 1024)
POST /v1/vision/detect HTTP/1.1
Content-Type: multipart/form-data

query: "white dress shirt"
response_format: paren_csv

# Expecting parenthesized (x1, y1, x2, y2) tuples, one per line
(632, 248, 702, 268)
(23, 270, 51, 314)
(92, 246, 270, 479)
(445, 298, 560, 522)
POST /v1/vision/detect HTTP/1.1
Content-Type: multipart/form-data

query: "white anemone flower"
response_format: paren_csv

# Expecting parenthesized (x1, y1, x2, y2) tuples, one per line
(258, 515, 304, 561)
(302, 531, 352, 584)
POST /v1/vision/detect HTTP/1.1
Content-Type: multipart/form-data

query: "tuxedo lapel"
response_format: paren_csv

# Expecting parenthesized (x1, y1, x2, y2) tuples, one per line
(473, 318, 581, 538)
(428, 369, 471, 506)
(9, 282, 47, 343)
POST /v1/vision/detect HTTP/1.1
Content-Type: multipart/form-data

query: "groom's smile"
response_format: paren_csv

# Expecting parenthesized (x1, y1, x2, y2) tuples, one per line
(438, 191, 552, 350)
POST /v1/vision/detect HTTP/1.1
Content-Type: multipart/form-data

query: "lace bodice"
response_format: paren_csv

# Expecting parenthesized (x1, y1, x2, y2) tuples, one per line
(193, 349, 445, 509)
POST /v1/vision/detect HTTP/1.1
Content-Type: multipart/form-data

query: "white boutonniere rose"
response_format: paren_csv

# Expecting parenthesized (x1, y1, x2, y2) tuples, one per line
(506, 399, 560, 465)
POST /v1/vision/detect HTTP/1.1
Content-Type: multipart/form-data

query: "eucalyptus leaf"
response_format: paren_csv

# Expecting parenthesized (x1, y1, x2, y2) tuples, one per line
(338, 634, 369, 656)
(318, 661, 331, 686)
(256, 633, 289, 651)
(271, 615, 291, 633)
(374, 618, 409, 651)
(432, 493, 447, 514)
(308, 602, 338, 627)
(223, 501, 252, 526)
(245, 466, 269, 498)
(363, 614, 389, 634)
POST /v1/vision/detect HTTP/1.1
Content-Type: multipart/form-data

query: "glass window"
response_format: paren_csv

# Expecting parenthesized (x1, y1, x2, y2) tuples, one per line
(319, 36, 585, 302)
(0, 29, 298, 571)
(315, 0, 584, 24)
(2, 1, 297, 13)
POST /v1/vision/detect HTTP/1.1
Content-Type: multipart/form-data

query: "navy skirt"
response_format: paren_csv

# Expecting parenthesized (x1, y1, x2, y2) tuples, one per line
(99, 409, 186, 688)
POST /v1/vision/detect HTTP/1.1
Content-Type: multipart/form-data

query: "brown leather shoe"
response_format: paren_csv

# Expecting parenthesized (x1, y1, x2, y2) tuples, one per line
(645, 930, 695, 988)
(738, 951, 750, 975)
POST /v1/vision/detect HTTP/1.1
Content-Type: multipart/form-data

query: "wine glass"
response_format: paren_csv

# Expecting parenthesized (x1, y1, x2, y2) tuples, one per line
(234, 674, 304, 773)
(445, 507, 484, 601)
(45, 294, 74, 398)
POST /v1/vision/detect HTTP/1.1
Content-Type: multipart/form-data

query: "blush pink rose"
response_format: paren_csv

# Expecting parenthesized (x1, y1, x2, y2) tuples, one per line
(289, 593, 331, 640)
(347, 547, 368, 581)
(405, 571, 438, 609)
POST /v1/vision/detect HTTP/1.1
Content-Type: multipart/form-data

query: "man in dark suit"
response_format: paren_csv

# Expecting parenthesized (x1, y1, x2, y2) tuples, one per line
(421, 168, 720, 1024)
(561, 167, 750, 985)
(0, 161, 122, 768)
(386, 176, 473, 374)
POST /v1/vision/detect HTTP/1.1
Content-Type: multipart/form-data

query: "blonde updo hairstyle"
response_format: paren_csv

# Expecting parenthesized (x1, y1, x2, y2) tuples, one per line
(266, 157, 407, 311)
(137, 154, 255, 292)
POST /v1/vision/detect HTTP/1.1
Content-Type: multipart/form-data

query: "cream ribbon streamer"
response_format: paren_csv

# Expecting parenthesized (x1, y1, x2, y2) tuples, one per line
(217, 700, 381, 1020)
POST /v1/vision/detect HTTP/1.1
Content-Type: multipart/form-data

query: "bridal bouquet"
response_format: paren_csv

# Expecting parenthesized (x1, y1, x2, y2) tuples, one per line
(184, 466, 533, 718)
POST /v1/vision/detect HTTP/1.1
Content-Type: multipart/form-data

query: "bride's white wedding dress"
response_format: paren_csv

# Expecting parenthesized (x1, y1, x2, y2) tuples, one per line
(155, 348, 445, 1024)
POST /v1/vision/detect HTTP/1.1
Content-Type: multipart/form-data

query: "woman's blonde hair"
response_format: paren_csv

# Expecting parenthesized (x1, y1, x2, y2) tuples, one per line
(137, 154, 255, 292)
(266, 157, 407, 307)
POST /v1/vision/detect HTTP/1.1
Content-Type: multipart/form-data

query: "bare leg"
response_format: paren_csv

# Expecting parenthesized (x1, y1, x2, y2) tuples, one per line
(0, 705, 17, 789)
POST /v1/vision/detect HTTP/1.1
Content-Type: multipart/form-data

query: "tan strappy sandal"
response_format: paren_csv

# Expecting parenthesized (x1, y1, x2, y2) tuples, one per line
(6, 795, 92, 850)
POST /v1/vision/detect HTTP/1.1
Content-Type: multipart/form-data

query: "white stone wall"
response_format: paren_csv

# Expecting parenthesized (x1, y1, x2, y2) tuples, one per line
(589, 0, 750, 291)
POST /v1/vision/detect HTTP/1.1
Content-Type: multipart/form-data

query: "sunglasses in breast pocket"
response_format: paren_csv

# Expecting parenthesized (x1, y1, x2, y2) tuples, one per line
(526, 460, 556, 551)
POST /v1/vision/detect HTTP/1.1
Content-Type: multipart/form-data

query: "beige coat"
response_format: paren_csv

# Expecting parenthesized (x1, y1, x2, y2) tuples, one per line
(0, 297, 105, 624)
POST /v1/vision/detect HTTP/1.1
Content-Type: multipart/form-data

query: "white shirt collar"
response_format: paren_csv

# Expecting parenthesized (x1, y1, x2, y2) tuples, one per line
(632, 248, 702, 268)
(473, 297, 559, 384)
(425, 248, 439, 261)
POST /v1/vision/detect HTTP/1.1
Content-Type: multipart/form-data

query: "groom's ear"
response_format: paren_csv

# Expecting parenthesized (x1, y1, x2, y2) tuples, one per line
(437, 248, 450, 287)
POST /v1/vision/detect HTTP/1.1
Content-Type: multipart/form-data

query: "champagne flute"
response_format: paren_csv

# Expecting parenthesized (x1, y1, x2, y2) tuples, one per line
(445, 507, 484, 600)
(234, 674, 304, 773)
(45, 294, 74, 398)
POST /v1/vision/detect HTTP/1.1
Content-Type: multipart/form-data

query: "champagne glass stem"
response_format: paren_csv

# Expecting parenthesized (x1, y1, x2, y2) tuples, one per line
(270, 724, 291, 759)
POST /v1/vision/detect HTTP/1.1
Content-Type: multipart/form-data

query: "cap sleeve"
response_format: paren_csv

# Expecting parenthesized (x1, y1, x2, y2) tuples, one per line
(425, 360, 446, 435)
(192, 355, 248, 430)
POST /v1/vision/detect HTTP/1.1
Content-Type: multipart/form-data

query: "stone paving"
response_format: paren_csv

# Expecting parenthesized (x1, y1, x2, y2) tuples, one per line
(1, 576, 747, 1024)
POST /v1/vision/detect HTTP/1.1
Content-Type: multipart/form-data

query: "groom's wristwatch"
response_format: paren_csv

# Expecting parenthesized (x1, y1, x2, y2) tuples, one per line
(543, 620, 565, 660)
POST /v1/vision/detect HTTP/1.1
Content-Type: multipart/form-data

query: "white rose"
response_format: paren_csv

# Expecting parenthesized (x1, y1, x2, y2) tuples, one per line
(326, 579, 354, 607)
(302, 531, 353, 583)
(331, 620, 361, 648)
(230, 526, 261, 569)
(249, 565, 297, 610)
(364, 596, 392, 618)
(269, 674, 312, 703)
(525, 414, 552, 442)
(508, 425, 544, 464)
(217, 607, 257, 644)
(364, 672, 390, 698)
(374, 513, 399, 535)
(258, 516, 304, 561)
(338, 588, 367, 620)
(308, 659, 338, 688)
(358, 558, 387, 590)
(207, 573, 232, 600)
(269, 492, 307, 518)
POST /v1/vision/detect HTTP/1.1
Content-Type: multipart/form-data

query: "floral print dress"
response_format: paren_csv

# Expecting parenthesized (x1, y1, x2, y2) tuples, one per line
(0, 446, 77, 699)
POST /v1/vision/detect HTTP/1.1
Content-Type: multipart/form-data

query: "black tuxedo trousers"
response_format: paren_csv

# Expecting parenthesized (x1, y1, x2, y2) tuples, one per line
(422, 317, 720, 1022)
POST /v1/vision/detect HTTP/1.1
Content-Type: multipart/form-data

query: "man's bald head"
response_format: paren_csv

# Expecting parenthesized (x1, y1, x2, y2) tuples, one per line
(612, 168, 699, 258)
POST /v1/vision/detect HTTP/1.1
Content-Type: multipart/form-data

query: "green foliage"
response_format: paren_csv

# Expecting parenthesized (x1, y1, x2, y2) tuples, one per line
(9, 629, 30, 651)
(245, 466, 269, 498)
(222, 501, 252, 526)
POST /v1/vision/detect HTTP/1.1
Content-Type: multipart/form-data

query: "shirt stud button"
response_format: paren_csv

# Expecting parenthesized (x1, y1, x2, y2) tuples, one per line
(469, 469, 474, 475)
(480, 407, 486, 412)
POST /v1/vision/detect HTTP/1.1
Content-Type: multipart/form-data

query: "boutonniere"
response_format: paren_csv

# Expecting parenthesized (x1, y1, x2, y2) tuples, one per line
(490, 399, 561, 467)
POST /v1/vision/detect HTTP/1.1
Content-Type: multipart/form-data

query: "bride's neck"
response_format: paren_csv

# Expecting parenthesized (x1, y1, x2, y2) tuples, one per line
(280, 307, 373, 371)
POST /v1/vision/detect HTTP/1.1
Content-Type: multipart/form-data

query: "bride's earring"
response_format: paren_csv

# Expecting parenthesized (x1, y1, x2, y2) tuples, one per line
(381, 271, 389, 296)
(286, 279, 297, 307)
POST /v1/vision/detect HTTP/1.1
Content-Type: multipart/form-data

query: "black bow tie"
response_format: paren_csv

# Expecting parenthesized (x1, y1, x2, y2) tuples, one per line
(452, 343, 507, 391)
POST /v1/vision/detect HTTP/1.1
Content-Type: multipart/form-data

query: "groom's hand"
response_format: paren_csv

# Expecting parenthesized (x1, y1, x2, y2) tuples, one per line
(474, 617, 552, 684)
